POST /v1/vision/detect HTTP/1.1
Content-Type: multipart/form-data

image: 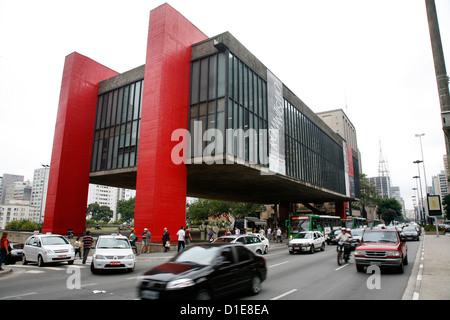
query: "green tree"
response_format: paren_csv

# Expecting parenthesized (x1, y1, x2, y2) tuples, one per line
(442, 194, 450, 219)
(116, 197, 135, 224)
(87, 203, 113, 223)
(187, 199, 264, 222)
(352, 173, 378, 214)
(377, 198, 403, 223)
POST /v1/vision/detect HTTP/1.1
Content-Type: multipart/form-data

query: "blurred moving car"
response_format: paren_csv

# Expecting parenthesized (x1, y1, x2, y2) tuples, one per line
(213, 234, 265, 255)
(354, 229, 408, 273)
(90, 235, 135, 274)
(288, 231, 325, 254)
(326, 229, 341, 245)
(247, 233, 270, 254)
(137, 243, 267, 300)
(23, 234, 75, 267)
(401, 226, 420, 241)
(4, 243, 24, 265)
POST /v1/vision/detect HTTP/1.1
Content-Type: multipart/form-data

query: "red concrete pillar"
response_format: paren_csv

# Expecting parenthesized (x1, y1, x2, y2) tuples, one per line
(134, 4, 208, 240)
(43, 52, 118, 235)
(335, 201, 347, 219)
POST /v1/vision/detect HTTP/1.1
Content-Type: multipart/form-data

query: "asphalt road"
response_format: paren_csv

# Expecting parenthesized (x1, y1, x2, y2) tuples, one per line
(0, 240, 420, 301)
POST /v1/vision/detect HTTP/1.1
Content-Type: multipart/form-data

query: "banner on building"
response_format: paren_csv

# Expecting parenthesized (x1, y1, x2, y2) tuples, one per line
(267, 70, 286, 175)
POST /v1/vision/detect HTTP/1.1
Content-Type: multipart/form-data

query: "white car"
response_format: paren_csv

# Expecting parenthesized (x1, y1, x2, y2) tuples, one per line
(288, 231, 325, 254)
(90, 235, 135, 274)
(23, 233, 75, 267)
(213, 235, 265, 255)
(247, 233, 270, 254)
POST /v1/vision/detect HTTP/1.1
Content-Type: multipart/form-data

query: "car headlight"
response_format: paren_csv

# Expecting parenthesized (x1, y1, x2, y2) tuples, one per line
(387, 251, 400, 257)
(45, 249, 54, 254)
(126, 254, 135, 259)
(95, 254, 106, 260)
(166, 278, 195, 289)
(355, 250, 365, 256)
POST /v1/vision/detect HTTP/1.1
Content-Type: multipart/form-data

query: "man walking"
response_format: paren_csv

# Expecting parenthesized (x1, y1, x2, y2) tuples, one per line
(177, 226, 185, 252)
(82, 231, 94, 264)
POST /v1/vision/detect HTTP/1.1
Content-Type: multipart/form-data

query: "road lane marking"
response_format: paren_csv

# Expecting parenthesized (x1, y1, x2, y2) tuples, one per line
(270, 289, 298, 300)
(0, 292, 37, 300)
(269, 261, 289, 268)
(335, 263, 349, 271)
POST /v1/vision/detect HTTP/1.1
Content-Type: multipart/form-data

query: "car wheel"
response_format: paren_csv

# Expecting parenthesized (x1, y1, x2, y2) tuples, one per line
(68, 260, 74, 265)
(249, 275, 262, 296)
(256, 249, 262, 255)
(22, 254, 28, 265)
(320, 243, 325, 251)
(309, 245, 315, 254)
(356, 264, 365, 272)
(397, 259, 405, 274)
(196, 289, 211, 300)
(264, 246, 268, 254)
(90, 263, 99, 274)
(403, 254, 408, 266)
(37, 255, 45, 267)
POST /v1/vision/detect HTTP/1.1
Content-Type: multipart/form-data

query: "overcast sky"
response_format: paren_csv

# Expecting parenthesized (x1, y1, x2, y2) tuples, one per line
(1, 0, 449, 212)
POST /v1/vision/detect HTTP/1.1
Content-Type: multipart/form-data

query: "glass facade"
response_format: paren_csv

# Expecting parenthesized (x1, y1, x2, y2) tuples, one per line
(284, 100, 346, 195)
(189, 50, 350, 196)
(91, 79, 143, 172)
(189, 52, 268, 165)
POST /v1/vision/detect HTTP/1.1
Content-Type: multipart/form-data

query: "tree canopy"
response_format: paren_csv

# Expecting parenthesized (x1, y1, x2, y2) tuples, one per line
(187, 199, 264, 222)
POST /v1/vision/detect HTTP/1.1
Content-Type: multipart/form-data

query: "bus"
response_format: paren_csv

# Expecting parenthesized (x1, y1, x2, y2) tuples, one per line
(341, 217, 366, 229)
(285, 215, 342, 239)
(366, 219, 382, 228)
(233, 217, 267, 234)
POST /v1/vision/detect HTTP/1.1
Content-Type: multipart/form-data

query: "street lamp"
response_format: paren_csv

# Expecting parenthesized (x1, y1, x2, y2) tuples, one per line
(39, 164, 50, 225)
(413, 159, 425, 222)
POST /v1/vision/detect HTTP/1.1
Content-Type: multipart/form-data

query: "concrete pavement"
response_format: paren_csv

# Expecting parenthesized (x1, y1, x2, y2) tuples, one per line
(2, 235, 449, 300)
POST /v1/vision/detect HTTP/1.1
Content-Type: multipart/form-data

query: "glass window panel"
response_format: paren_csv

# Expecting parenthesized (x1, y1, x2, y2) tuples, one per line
(208, 55, 217, 100)
(227, 99, 233, 130)
(95, 96, 103, 130)
(217, 111, 225, 155)
(121, 86, 129, 123)
(128, 83, 135, 121)
(111, 90, 118, 126)
(199, 103, 207, 117)
(243, 66, 248, 108)
(217, 53, 226, 98)
(200, 58, 208, 102)
(239, 61, 243, 105)
(191, 61, 200, 104)
(134, 81, 141, 120)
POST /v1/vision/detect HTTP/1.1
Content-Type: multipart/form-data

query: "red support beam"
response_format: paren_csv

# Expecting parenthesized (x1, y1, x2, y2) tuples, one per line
(43, 52, 118, 235)
(134, 4, 208, 240)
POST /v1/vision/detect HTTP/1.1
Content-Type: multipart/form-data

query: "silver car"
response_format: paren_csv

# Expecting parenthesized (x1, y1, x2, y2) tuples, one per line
(213, 235, 265, 255)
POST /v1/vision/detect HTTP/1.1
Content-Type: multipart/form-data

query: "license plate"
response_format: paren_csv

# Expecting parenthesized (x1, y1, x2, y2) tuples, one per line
(141, 290, 160, 300)
(294, 247, 300, 250)
(110, 261, 121, 265)
(58, 255, 67, 258)
(370, 262, 381, 266)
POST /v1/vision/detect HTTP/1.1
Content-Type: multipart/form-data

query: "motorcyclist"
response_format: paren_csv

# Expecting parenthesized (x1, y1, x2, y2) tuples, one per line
(336, 227, 352, 243)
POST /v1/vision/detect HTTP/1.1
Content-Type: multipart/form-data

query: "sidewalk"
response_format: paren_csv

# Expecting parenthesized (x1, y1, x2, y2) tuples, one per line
(403, 233, 450, 300)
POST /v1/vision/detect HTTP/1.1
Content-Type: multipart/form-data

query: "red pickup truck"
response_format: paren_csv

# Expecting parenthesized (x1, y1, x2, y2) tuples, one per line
(354, 229, 408, 273)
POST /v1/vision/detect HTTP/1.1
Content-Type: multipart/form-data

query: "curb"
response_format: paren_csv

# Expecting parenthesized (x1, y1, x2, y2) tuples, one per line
(402, 235, 424, 300)
(0, 267, 13, 278)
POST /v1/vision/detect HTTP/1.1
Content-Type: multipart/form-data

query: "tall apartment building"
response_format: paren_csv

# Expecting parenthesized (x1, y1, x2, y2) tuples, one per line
(0, 174, 24, 204)
(368, 176, 391, 199)
(30, 167, 50, 224)
(87, 184, 136, 221)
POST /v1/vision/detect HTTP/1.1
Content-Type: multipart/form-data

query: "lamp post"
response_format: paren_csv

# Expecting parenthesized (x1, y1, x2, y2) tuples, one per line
(415, 134, 429, 218)
(412, 184, 422, 224)
(412, 195, 417, 222)
(414, 160, 425, 224)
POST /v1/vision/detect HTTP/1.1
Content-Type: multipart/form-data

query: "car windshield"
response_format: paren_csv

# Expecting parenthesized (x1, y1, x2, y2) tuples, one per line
(97, 238, 130, 249)
(362, 231, 398, 243)
(41, 236, 69, 246)
(214, 237, 234, 243)
(172, 246, 221, 265)
(352, 229, 363, 236)
(403, 227, 416, 232)
(295, 233, 312, 239)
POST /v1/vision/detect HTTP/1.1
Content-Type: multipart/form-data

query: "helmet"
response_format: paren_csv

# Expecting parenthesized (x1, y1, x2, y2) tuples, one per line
(346, 228, 351, 232)
(341, 227, 346, 231)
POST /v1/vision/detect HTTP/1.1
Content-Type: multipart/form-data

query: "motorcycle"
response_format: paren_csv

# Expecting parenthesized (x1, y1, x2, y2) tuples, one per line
(337, 241, 352, 265)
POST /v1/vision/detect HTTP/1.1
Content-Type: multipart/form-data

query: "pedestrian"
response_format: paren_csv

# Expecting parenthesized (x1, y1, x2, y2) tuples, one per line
(234, 227, 240, 235)
(177, 226, 185, 252)
(267, 227, 272, 241)
(208, 228, 214, 242)
(277, 227, 282, 243)
(185, 226, 192, 246)
(162, 227, 170, 252)
(0, 231, 10, 271)
(145, 228, 152, 253)
(225, 228, 232, 235)
(81, 231, 94, 264)
(141, 228, 149, 254)
(129, 230, 138, 255)
(74, 237, 82, 259)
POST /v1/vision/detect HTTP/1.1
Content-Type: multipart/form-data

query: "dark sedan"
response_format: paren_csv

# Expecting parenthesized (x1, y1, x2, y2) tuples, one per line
(137, 243, 267, 300)
(5, 243, 24, 265)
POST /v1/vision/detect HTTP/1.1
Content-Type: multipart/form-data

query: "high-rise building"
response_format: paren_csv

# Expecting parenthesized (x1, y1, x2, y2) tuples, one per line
(30, 167, 50, 224)
(0, 174, 24, 204)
